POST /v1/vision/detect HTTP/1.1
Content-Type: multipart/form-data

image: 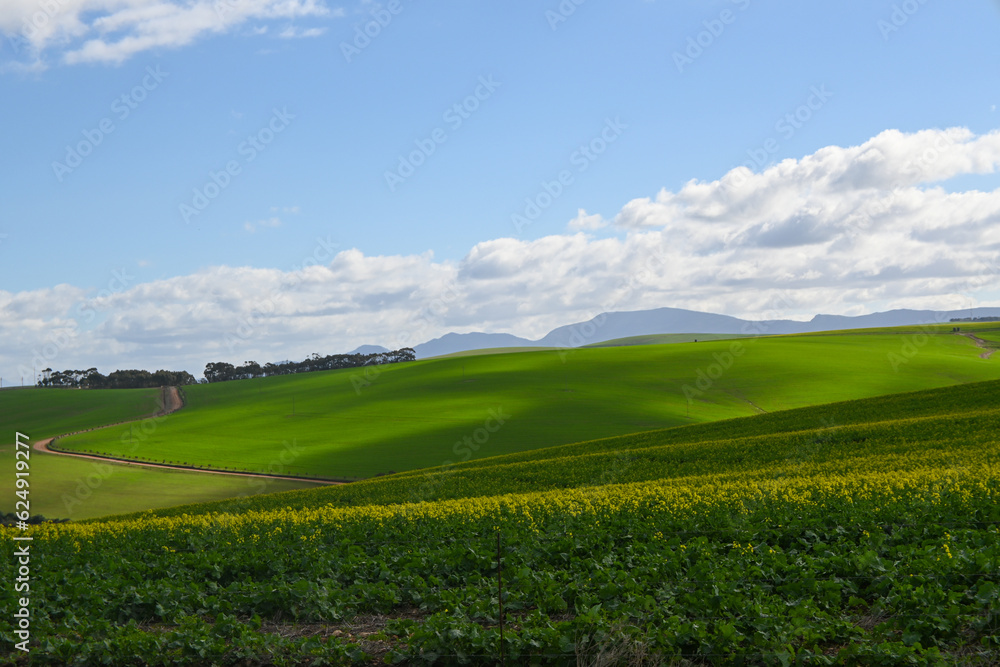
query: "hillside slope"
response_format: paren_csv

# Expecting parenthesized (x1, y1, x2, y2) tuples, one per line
(54, 328, 999, 480)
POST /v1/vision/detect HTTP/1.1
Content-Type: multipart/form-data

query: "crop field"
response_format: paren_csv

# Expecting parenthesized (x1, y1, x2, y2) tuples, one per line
(50, 329, 999, 482)
(0, 388, 320, 519)
(0, 387, 161, 440)
(0, 447, 319, 520)
(3, 379, 999, 665)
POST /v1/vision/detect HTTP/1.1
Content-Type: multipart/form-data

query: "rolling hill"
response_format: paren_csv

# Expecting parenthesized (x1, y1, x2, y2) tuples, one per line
(10, 373, 999, 664)
(50, 324, 1000, 483)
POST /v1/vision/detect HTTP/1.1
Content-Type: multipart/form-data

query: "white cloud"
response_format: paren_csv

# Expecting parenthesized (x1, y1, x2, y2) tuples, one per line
(2, 127, 999, 379)
(567, 209, 608, 231)
(278, 25, 326, 38)
(244, 216, 283, 233)
(0, 0, 337, 67)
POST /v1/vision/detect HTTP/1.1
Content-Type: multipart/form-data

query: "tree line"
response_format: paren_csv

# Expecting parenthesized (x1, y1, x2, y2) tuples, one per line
(34, 348, 416, 389)
(203, 348, 416, 383)
(37, 368, 197, 389)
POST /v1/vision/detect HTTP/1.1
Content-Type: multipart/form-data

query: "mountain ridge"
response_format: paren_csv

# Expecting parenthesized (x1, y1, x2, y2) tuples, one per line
(400, 306, 1000, 358)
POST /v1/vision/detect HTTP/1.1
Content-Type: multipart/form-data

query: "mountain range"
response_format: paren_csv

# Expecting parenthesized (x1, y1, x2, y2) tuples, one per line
(398, 306, 1000, 359)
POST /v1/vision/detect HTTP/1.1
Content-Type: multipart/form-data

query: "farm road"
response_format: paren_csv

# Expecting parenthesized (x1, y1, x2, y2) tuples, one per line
(32, 386, 340, 485)
(957, 332, 997, 360)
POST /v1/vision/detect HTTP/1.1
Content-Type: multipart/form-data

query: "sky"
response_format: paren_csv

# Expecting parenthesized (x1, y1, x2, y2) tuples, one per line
(1, 0, 1000, 381)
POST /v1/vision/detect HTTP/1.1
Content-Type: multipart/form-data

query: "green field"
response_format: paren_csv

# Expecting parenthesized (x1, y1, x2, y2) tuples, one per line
(6, 379, 999, 664)
(125, 376, 1000, 518)
(0, 447, 317, 520)
(0, 386, 160, 440)
(54, 329, 999, 480)
(974, 332, 1000, 347)
(585, 333, 755, 347)
(430, 346, 556, 358)
(0, 387, 320, 519)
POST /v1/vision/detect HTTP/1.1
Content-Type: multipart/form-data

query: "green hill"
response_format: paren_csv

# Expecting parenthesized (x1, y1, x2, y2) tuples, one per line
(9, 376, 999, 665)
(0, 386, 161, 440)
(124, 375, 1000, 519)
(584, 332, 755, 347)
(53, 327, 999, 481)
(0, 387, 319, 520)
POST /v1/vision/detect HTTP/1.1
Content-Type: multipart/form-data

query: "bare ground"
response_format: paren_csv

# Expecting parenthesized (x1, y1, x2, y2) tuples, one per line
(957, 332, 997, 360)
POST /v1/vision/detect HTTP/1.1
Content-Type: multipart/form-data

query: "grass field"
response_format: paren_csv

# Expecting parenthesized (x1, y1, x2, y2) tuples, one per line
(0, 388, 321, 520)
(429, 346, 556, 358)
(973, 331, 1000, 347)
(53, 328, 999, 481)
(6, 379, 999, 664)
(0, 386, 161, 440)
(585, 333, 755, 347)
(0, 447, 317, 520)
(126, 376, 1000, 518)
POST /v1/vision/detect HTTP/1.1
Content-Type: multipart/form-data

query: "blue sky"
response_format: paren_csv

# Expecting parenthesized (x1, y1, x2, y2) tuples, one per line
(2, 0, 1000, 378)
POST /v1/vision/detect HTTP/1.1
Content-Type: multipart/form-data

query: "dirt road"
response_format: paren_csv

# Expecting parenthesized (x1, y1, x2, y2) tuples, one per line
(160, 385, 183, 415)
(33, 386, 341, 486)
(958, 332, 997, 360)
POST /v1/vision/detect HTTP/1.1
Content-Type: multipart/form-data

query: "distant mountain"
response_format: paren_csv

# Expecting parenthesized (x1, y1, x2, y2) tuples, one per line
(412, 333, 536, 358)
(400, 306, 1000, 359)
(536, 307, 790, 347)
(803, 308, 996, 331)
(348, 345, 390, 355)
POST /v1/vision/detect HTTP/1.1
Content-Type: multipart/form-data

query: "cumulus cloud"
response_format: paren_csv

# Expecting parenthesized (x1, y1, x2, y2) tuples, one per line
(2, 127, 999, 380)
(567, 209, 608, 231)
(0, 0, 338, 67)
